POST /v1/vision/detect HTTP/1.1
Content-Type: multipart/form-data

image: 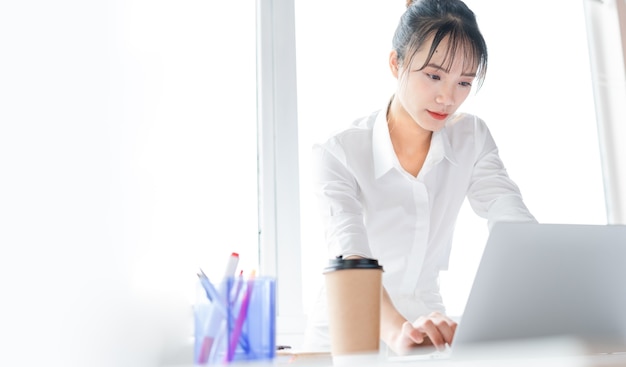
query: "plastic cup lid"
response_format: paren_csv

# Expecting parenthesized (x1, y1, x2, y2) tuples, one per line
(323, 256, 383, 273)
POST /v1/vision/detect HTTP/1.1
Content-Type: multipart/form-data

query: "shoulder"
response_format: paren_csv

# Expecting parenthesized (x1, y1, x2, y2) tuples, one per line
(444, 112, 494, 144)
(442, 112, 496, 158)
(445, 112, 489, 135)
(314, 110, 379, 151)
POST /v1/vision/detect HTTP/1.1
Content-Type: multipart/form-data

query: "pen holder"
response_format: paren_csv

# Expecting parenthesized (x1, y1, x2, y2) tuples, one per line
(194, 276, 276, 365)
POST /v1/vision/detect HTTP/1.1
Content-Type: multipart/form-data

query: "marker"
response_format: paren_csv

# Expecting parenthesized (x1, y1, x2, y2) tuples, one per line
(197, 252, 240, 364)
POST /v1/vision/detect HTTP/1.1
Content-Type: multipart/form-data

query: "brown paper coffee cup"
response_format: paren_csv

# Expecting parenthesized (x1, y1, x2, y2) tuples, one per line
(324, 257, 383, 358)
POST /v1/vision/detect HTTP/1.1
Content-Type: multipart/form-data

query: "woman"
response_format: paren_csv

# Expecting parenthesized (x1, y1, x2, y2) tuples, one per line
(303, 0, 537, 355)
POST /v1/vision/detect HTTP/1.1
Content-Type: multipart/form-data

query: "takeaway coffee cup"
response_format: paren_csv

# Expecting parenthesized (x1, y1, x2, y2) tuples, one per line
(324, 256, 384, 363)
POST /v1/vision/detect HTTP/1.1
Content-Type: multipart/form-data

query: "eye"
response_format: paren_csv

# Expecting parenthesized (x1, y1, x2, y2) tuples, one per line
(459, 81, 472, 87)
(426, 73, 441, 81)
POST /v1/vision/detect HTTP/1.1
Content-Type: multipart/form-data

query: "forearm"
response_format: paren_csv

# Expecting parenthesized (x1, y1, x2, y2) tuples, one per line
(343, 256, 410, 349)
(380, 287, 448, 353)
(380, 287, 408, 347)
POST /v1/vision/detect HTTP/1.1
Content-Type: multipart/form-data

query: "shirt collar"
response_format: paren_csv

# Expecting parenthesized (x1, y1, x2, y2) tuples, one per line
(429, 125, 459, 168)
(372, 105, 396, 179)
(372, 102, 459, 179)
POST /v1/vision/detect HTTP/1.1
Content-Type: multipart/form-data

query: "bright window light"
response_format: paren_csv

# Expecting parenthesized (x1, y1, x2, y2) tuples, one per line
(295, 0, 605, 318)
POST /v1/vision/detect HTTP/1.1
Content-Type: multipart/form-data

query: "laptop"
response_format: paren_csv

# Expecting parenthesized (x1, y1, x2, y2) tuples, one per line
(389, 222, 626, 361)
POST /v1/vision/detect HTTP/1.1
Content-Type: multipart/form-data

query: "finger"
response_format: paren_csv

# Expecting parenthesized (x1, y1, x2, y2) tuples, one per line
(416, 319, 444, 349)
(401, 321, 424, 345)
(448, 320, 458, 344)
(435, 321, 455, 345)
(426, 312, 458, 345)
(437, 314, 458, 345)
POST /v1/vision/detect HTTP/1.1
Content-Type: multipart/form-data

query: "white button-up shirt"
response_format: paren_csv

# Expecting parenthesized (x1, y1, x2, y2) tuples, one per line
(304, 104, 536, 349)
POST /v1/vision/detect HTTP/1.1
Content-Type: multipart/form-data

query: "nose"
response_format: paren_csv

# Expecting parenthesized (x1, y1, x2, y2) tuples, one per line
(435, 85, 455, 106)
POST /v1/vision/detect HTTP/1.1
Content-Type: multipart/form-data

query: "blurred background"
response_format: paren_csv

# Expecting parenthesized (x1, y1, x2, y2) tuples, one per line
(0, 0, 619, 366)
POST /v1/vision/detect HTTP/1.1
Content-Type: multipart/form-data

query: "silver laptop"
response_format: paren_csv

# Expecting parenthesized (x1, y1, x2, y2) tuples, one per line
(389, 222, 626, 361)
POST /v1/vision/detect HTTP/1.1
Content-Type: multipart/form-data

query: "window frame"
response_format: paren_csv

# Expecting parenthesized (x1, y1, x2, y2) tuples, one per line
(256, 0, 307, 345)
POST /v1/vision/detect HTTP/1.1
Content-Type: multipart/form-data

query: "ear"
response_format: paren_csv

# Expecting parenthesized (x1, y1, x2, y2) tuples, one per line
(389, 50, 400, 79)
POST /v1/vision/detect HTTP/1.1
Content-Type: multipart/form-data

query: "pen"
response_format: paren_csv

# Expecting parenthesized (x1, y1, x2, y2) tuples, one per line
(230, 270, 244, 307)
(197, 268, 250, 355)
(197, 270, 227, 314)
(197, 252, 240, 364)
(225, 270, 256, 363)
(228, 270, 250, 354)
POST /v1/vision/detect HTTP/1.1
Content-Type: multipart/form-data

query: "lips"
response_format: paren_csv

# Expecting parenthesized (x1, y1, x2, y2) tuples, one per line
(428, 110, 449, 120)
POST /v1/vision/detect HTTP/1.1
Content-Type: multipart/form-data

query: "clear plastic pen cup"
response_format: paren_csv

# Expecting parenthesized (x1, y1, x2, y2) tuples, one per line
(194, 276, 276, 365)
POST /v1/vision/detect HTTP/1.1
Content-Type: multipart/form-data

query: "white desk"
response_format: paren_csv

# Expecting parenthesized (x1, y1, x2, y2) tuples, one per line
(164, 336, 626, 367)
(165, 354, 626, 367)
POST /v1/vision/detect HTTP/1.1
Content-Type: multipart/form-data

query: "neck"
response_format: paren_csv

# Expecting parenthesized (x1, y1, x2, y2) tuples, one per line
(387, 96, 432, 154)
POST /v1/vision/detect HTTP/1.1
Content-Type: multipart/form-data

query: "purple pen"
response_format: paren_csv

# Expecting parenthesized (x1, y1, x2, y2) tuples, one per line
(225, 270, 256, 363)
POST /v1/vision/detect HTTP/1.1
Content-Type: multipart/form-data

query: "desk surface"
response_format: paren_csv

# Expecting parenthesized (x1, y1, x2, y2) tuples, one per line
(281, 352, 626, 367)
(166, 355, 626, 367)
(165, 337, 626, 367)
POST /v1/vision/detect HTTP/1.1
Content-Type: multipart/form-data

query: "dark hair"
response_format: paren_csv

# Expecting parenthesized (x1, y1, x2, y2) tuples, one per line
(394, 0, 488, 88)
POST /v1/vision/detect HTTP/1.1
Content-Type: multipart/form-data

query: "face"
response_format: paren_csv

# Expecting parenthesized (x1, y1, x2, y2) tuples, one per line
(389, 36, 477, 132)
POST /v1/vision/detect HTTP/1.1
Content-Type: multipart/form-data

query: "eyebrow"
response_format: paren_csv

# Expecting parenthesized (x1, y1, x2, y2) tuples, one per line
(425, 63, 476, 77)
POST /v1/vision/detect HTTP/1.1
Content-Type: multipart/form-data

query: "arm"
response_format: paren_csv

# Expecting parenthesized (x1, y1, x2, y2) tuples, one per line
(381, 283, 457, 353)
(311, 143, 372, 259)
(380, 287, 419, 351)
(467, 119, 536, 228)
(343, 255, 456, 353)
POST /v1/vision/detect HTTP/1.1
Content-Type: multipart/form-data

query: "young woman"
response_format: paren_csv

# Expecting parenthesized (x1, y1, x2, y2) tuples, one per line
(303, 0, 537, 355)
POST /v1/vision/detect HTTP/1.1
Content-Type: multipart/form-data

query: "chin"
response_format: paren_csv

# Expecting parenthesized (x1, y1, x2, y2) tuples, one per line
(416, 120, 445, 133)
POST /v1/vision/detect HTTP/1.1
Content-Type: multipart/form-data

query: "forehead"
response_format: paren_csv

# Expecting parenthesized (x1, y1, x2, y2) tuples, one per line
(410, 34, 479, 74)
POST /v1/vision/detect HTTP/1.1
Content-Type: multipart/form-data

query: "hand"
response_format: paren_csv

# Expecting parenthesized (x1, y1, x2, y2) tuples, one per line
(390, 312, 457, 354)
